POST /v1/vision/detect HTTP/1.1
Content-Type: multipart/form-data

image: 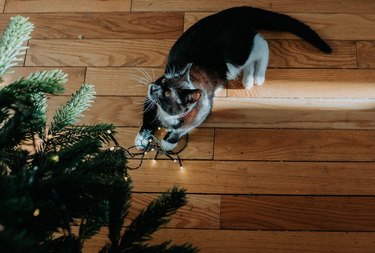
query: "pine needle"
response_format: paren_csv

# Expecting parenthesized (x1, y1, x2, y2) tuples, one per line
(50, 84, 96, 134)
(0, 16, 34, 81)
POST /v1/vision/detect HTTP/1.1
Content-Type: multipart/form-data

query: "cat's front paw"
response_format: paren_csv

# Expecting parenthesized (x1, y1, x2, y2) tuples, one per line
(160, 139, 178, 151)
(255, 75, 265, 86)
(134, 130, 151, 150)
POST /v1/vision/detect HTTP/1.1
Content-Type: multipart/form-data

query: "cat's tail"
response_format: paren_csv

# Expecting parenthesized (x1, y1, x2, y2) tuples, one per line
(238, 6, 332, 53)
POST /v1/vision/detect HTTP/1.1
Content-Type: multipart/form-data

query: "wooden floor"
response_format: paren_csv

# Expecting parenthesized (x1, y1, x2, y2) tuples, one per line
(2, 0, 375, 252)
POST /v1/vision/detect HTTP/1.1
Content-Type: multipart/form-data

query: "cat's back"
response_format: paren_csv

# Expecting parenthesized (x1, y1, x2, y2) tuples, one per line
(167, 7, 257, 77)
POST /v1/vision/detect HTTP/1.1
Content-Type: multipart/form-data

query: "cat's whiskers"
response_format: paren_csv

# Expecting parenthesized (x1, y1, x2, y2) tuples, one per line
(151, 67, 155, 80)
(136, 67, 153, 83)
(130, 75, 150, 86)
(143, 99, 155, 113)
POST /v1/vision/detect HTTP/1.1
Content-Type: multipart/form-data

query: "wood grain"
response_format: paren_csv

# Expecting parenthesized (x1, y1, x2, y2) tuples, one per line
(0, 13, 183, 39)
(1, 67, 86, 95)
(206, 98, 375, 129)
(128, 194, 220, 229)
(222, 196, 375, 231)
(25, 39, 355, 68)
(0, 0, 4, 12)
(130, 160, 375, 195)
(214, 129, 375, 161)
(268, 40, 356, 68)
(26, 39, 174, 67)
(85, 67, 163, 96)
(47, 96, 143, 127)
(185, 13, 375, 40)
(132, 0, 375, 13)
(4, 0, 131, 12)
(83, 228, 375, 253)
(227, 69, 375, 98)
(357, 41, 375, 68)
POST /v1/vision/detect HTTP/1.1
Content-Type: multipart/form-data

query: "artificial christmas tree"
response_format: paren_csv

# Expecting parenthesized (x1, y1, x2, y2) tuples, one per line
(0, 16, 197, 253)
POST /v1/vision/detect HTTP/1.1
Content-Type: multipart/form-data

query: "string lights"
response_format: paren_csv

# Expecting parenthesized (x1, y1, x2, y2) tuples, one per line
(108, 129, 189, 178)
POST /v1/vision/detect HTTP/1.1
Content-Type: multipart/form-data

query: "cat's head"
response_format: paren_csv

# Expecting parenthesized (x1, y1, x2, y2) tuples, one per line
(148, 64, 202, 116)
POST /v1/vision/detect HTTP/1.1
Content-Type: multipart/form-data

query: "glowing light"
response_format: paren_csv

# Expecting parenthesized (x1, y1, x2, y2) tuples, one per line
(33, 208, 40, 217)
(109, 146, 115, 151)
(180, 166, 184, 170)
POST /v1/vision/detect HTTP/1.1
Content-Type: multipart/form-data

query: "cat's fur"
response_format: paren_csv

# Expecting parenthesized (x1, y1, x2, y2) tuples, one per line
(135, 6, 331, 150)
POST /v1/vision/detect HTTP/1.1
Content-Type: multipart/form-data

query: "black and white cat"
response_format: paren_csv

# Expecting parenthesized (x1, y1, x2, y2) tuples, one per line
(135, 6, 331, 151)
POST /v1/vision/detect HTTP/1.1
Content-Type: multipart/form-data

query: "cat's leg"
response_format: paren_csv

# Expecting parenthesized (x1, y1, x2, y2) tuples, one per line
(135, 99, 160, 149)
(161, 130, 184, 151)
(242, 61, 255, 89)
(253, 35, 269, 86)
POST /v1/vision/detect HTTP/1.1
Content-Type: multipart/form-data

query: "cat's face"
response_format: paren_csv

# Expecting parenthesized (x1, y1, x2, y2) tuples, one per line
(148, 65, 201, 116)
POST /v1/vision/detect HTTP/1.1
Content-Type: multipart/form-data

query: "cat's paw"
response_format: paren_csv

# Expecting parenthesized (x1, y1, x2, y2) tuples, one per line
(134, 130, 151, 150)
(243, 75, 254, 90)
(255, 75, 265, 86)
(161, 139, 178, 151)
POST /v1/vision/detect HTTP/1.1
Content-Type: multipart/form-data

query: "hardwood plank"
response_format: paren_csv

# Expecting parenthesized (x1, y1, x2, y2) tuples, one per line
(83, 229, 375, 253)
(4, 0, 131, 12)
(268, 40, 356, 68)
(25, 39, 174, 67)
(128, 194, 220, 229)
(132, 0, 375, 13)
(186, 12, 375, 40)
(25, 39, 355, 69)
(47, 96, 143, 127)
(228, 69, 375, 98)
(115, 127, 214, 160)
(206, 98, 375, 129)
(357, 41, 375, 68)
(130, 160, 375, 195)
(85, 67, 163, 96)
(222, 196, 375, 231)
(1, 67, 86, 95)
(214, 129, 375, 161)
(0, 0, 4, 13)
(0, 13, 183, 39)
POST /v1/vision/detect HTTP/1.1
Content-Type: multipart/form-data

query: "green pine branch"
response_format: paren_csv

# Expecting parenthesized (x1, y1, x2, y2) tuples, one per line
(0, 69, 67, 148)
(120, 187, 189, 247)
(50, 84, 95, 134)
(0, 16, 34, 81)
(50, 124, 116, 149)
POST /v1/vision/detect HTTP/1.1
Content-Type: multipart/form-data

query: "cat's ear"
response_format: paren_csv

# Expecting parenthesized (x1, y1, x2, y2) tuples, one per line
(180, 63, 193, 80)
(185, 89, 201, 103)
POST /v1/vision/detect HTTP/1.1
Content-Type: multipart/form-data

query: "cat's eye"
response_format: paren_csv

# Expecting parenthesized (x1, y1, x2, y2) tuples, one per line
(164, 90, 171, 97)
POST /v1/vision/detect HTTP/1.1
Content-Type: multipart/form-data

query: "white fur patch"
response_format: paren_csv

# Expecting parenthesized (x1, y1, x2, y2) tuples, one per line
(157, 107, 181, 127)
(243, 34, 269, 88)
(225, 34, 269, 89)
(134, 131, 151, 150)
(161, 139, 178, 151)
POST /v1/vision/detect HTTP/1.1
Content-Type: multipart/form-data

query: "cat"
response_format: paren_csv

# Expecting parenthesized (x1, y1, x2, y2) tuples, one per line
(135, 6, 331, 151)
